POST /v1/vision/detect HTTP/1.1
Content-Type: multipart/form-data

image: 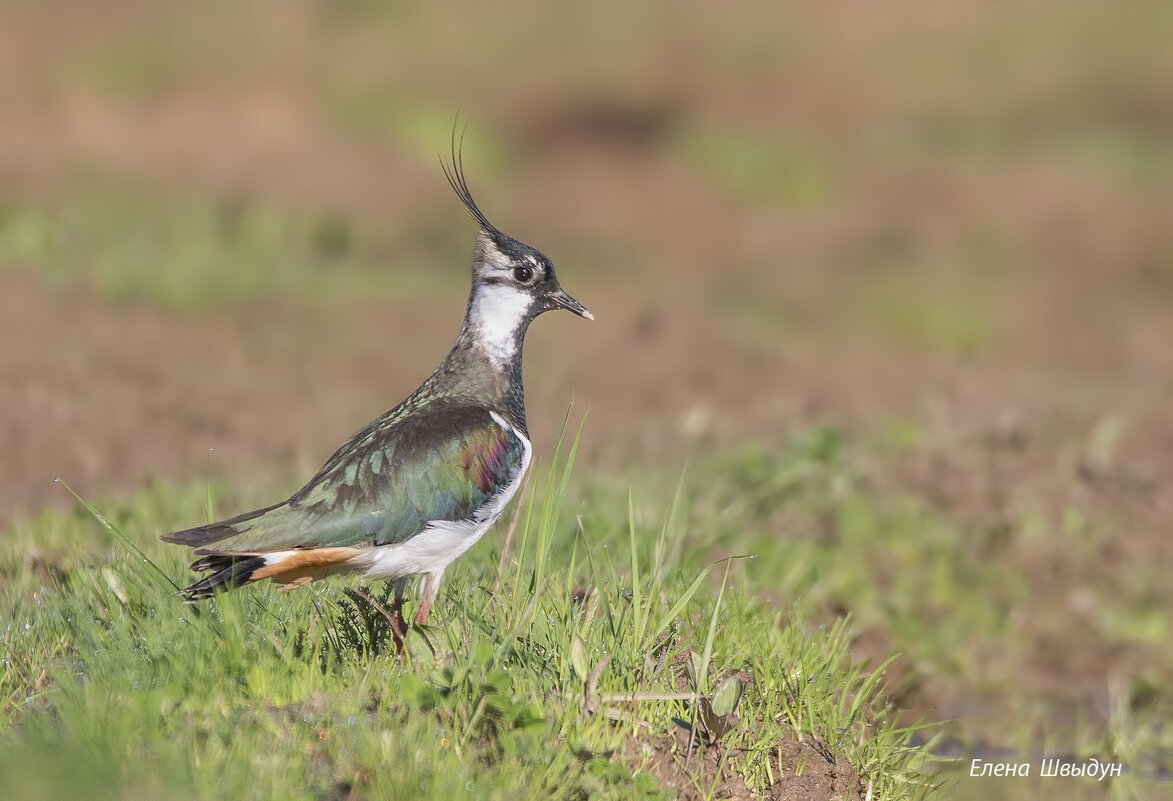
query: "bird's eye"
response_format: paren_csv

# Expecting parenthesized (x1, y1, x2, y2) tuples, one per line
(513, 265, 534, 283)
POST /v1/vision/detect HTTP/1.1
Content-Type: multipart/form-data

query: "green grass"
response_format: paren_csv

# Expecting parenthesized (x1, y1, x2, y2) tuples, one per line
(0, 430, 937, 800)
(4, 421, 1170, 799)
(685, 433, 1172, 799)
(0, 187, 469, 311)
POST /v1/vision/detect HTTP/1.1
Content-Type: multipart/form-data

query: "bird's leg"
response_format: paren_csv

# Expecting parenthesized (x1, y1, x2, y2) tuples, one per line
(388, 577, 409, 654)
(414, 569, 445, 625)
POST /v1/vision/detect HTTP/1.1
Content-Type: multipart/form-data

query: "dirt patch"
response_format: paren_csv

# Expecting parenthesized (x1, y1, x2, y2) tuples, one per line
(624, 726, 862, 801)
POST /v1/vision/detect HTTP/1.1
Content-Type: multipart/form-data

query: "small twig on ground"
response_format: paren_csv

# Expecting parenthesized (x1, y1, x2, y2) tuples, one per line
(599, 691, 704, 703)
(584, 652, 611, 715)
(581, 654, 656, 729)
(686, 721, 699, 769)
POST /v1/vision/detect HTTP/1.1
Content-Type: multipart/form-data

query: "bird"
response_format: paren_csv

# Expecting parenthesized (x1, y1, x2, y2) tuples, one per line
(161, 143, 592, 650)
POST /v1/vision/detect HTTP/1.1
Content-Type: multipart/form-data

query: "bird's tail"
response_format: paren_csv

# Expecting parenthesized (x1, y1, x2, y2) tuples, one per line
(172, 545, 364, 602)
(162, 502, 285, 601)
(163, 503, 360, 601)
(176, 554, 269, 602)
(160, 501, 283, 548)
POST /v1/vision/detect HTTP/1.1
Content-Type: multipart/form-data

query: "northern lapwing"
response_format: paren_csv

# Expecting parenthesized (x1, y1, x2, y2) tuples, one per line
(162, 145, 592, 649)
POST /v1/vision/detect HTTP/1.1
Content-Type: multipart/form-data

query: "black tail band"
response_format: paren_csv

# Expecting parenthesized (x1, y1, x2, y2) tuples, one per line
(178, 555, 268, 602)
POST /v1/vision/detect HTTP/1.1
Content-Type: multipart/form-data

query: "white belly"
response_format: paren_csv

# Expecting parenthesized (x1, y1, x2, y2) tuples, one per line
(355, 517, 493, 580)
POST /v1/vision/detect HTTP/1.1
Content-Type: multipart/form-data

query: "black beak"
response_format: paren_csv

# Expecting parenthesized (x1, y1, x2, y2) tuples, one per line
(546, 286, 594, 320)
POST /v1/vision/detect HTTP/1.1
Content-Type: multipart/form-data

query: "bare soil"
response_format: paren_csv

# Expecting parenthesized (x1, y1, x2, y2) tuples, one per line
(625, 727, 863, 801)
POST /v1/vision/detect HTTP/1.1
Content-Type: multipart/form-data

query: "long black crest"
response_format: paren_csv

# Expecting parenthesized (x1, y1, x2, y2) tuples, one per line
(441, 123, 500, 235)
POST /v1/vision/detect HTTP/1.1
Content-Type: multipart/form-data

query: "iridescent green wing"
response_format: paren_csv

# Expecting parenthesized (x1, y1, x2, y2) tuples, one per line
(164, 404, 528, 553)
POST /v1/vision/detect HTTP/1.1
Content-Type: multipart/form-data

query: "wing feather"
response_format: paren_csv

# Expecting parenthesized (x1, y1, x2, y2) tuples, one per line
(162, 404, 528, 555)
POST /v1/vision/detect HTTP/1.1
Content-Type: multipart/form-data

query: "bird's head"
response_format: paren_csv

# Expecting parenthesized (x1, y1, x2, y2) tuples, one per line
(467, 230, 593, 322)
(442, 148, 592, 367)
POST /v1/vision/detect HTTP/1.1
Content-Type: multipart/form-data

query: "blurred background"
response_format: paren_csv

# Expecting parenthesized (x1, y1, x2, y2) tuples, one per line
(1, 0, 1170, 788)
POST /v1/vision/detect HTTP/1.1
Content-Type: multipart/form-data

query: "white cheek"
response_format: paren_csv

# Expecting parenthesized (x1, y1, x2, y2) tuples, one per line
(470, 283, 533, 366)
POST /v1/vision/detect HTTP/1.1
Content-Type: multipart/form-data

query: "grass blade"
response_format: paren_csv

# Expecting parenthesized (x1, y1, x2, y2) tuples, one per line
(57, 478, 180, 594)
